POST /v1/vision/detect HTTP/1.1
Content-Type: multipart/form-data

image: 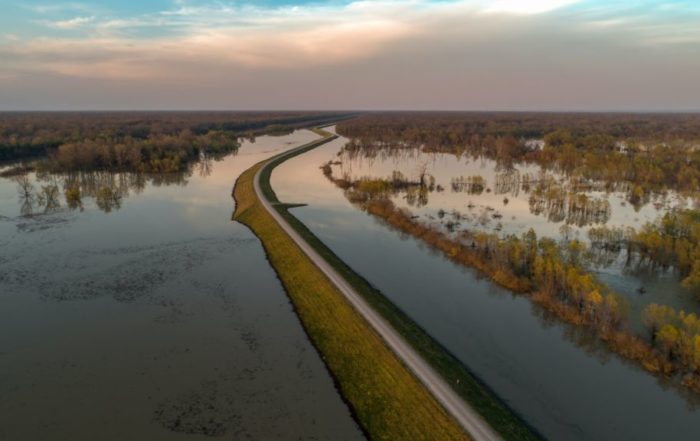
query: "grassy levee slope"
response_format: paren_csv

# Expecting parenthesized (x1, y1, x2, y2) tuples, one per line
(233, 136, 471, 441)
(252, 131, 541, 441)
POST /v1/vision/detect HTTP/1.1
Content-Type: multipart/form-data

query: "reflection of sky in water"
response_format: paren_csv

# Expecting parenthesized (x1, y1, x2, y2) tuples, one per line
(271, 126, 700, 441)
(319, 131, 700, 321)
(275, 127, 700, 315)
(0, 129, 363, 441)
(331, 147, 694, 241)
(1, 129, 319, 215)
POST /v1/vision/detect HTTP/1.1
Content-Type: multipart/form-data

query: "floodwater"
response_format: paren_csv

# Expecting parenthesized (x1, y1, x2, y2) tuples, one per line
(271, 126, 700, 441)
(328, 135, 700, 327)
(332, 142, 694, 240)
(0, 130, 364, 441)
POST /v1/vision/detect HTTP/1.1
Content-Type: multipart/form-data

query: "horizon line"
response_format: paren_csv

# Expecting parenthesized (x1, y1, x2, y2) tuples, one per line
(2, 109, 700, 114)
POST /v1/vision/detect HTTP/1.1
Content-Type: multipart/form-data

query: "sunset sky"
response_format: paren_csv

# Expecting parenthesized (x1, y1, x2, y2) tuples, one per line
(1, 0, 698, 111)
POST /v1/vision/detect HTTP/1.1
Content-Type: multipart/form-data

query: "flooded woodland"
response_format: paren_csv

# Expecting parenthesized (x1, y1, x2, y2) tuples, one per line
(0, 127, 363, 440)
(272, 119, 700, 441)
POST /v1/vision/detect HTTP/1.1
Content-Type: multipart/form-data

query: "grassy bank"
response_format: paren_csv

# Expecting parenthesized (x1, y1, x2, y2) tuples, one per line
(233, 135, 471, 441)
(258, 139, 540, 441)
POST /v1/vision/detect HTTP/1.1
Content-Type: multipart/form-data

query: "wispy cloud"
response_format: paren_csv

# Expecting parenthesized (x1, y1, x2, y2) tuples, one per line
(27, 2, 92, 14)
(0, 0, 698, 110)
(42, 15, 95, 30)
(481, 0, 579, 14)
(6, 1, 424, 77)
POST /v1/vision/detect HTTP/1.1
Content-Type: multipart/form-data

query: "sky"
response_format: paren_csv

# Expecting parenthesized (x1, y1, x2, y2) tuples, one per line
(0, 0, 699, 111)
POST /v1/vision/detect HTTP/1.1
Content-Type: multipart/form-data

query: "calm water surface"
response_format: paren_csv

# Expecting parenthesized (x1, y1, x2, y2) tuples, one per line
(0, 130, 363, 441)
(329, 136, 700, 327)
(332, 145, 693, 239)
(272, 126, 700, 441)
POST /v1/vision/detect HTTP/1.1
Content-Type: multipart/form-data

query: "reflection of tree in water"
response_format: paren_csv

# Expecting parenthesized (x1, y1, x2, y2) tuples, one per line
(37, 184, 61, 213)
(451, 176, 486, 195)
(337, 144, 435, 179)
(65, 186, 82, 211)
(95, 186, 122, 213)
(59, 170, 148, 200)
(13, 168, 190, 215)
(196, 151, 213, 178)
(14, 175, 36, 216)
(14, 174, 62, 215)
(494, 168, 520, 197)
(527, 176, 611, 227)
(404, 185, 431, 208)
(529, 298, 700, 410)
(339, 142, 684, 218)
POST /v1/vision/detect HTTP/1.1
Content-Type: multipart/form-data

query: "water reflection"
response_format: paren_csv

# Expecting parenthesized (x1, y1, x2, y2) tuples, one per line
(332, 136, 700, 323)
(494, 168, 520, 197)
(196, 151, 213, 178)
(0, 128, 364, 441)
(0, 131, 250, 217)
(527, 178, 612, 227)
(10, 168, 191, 215)
(333, 144, 692, 240)
(532, 297, 700, 409)
(271, 127, 700, 441)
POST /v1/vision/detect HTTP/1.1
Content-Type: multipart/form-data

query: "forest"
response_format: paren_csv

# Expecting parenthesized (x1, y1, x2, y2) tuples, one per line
(0, 112, 350, 171)
(337, 113, 700, 198)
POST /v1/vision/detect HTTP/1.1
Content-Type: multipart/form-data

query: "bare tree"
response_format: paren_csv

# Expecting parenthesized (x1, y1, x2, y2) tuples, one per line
(415, 161, 429, 188)
(14, 175, 35, 216)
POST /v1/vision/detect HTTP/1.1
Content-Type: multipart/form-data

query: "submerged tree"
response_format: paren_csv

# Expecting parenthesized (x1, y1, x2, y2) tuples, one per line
(64, 186, 82, 211)
(14, 175, 35, 216)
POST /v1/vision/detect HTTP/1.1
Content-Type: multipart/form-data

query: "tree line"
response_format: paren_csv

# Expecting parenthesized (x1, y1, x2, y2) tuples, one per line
(0, 111, 351, 167)
(46, 130, 239, 173)
(336, 113, 700, 200)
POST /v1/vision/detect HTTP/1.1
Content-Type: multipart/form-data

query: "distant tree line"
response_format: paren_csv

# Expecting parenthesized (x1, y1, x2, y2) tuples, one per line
(337, 113, 700, 198)
(46, 130, 239, 173)
(0, 112, 352, 169)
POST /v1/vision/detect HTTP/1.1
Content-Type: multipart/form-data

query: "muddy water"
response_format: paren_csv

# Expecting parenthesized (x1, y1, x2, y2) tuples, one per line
(0, 130, 364, 440)
(271, 126, 700, 441)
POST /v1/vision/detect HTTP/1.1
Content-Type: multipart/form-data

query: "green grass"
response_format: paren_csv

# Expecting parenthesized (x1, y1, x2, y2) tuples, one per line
(233, 134, 471, 441)
(255, 130, 542, 441)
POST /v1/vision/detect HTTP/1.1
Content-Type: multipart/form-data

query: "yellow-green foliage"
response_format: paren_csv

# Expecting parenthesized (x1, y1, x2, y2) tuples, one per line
(310, 127, 334, 138)
(356, 178, 393, 196)
(233, 160, 470, 441)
